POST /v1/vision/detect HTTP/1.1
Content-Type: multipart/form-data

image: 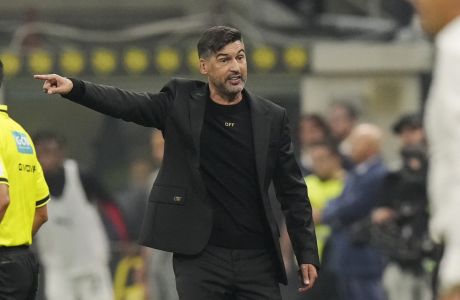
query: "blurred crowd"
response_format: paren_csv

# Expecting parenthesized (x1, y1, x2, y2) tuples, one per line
(284, 102, 440, 300)
(29, 100, 441, 300)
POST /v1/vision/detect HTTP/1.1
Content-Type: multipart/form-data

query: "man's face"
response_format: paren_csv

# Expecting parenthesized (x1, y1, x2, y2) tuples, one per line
(298, 119, 327, 146)
(35, 140, 64, 174)
(411, 0, 447, 35)
(400, 127, 424, 147)
(328, 106, 354, 141)
(310, 146, 340, 179)
(350, 133, 370, 164)
(200, 40, 247, 101)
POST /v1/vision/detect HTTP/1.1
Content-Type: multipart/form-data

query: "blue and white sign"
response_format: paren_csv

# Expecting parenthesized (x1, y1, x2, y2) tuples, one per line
(12, 131, 33, 154)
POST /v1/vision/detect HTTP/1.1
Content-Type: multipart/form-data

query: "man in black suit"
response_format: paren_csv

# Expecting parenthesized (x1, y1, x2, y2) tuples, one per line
(35, 25, 319, 300)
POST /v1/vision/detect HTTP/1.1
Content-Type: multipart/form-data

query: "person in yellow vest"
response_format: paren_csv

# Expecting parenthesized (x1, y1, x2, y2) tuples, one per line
(304, 141, 345, 300)
(0, 58, 50, 299)
(306, 141, 345, 257)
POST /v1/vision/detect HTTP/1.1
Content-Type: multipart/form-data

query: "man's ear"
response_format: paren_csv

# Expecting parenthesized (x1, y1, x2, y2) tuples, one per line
(199, 58, 208, 75)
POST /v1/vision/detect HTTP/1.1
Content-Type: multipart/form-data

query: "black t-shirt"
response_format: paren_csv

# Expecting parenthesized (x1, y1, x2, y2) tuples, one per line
(200, 96, 272, 249)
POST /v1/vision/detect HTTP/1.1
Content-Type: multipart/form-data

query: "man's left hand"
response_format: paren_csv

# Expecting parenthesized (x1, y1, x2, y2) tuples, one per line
(298, 264, 318, 293)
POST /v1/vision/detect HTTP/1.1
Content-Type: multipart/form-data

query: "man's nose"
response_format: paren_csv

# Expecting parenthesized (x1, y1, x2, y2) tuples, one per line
(228, 58, 240, 72)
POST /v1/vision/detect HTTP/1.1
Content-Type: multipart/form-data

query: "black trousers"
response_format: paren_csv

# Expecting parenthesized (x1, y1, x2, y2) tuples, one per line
(173, 245, 282, 300)
(0, 246, 39, 300)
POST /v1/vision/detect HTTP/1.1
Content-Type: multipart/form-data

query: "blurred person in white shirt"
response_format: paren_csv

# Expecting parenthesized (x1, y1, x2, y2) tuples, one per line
(411, 0, 460, 298)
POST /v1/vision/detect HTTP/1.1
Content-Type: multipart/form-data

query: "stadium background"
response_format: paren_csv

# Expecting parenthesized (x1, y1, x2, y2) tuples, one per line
(0, 0, 435, 299)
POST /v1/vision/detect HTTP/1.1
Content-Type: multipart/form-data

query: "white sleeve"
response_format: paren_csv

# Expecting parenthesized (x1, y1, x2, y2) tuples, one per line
(428, 29, 460, 292)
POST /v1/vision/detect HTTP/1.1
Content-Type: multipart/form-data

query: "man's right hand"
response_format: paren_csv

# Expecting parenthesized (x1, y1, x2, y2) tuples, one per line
(34, 74, 73, 95)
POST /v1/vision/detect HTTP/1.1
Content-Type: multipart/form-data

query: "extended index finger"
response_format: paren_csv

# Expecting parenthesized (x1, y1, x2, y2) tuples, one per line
(33, 74, 56, 81)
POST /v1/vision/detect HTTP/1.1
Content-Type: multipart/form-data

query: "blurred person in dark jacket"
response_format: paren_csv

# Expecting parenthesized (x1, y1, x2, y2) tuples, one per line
(372, 145, 434, 300)
(391, 113, 425, 148)
(321, 123, 387, 300)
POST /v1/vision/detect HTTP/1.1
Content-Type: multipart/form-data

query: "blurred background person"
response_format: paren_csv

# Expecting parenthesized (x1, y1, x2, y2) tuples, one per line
(387, 112, 426, 170)
(371, 112, 434, 300)
(371, 145, 433, 300)
(116, 129, 178, 300)
(117, 157, 153, 242)
(279, 140, 345, 300)
(411, 0, 460, 298)
(327, 101, 359, 159)
(392, 112, 425, 148)
(306, 141, 346, 257)
(0, 59, 50, 299)
(144, 130, 178, 300)
(113, 157, 152, 299)
(33, 132, 117, 300)
(304, 141, 345, 300)
(297, 113, 332, 175)
(321, 123, 387, 300)
(147, 129, 165, 186)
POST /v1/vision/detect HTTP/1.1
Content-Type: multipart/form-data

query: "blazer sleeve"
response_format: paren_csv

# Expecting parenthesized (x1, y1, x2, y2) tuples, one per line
(63, 78, 176, 130)
(272, 110, 320, 268)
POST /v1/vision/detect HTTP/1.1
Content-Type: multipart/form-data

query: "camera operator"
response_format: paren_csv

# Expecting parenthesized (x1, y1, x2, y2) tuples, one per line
(371, 117, 435, 300)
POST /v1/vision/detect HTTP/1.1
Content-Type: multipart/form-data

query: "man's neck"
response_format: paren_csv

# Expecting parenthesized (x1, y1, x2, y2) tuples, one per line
(209, 87, 242, 106)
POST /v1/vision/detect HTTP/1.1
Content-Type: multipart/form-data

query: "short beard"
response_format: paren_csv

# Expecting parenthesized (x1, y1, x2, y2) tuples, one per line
(210, 78, 245, 102)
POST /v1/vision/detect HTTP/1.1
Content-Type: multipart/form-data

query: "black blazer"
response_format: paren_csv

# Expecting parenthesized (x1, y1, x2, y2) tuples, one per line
(65, 78, 319, 283)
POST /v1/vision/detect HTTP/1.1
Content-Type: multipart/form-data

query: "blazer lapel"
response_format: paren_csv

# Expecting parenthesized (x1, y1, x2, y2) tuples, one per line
(247, 91, 271, 192)
(189, 84, 208, 157)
